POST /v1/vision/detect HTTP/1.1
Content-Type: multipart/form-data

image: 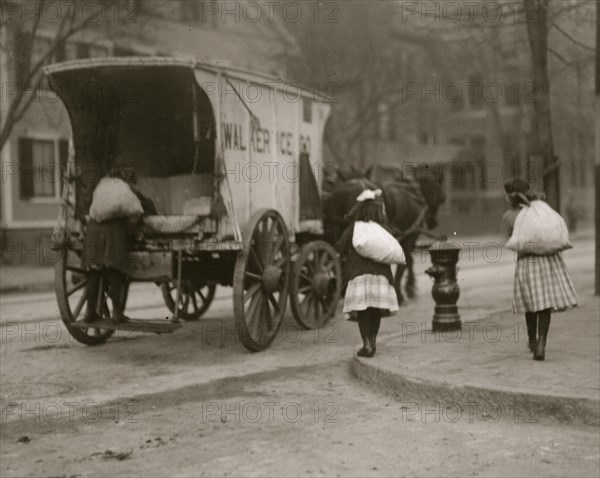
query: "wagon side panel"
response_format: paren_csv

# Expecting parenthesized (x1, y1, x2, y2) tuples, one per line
(273, 88, 300, 235)
(195, 70, 250, 234)
(298, 99, 331, 233)
(245, 81, 277, 222)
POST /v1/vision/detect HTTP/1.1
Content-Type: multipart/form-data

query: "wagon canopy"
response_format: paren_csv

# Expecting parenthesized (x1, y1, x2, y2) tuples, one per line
(45, 58, 214, 216)
(45, 57, 331, 233)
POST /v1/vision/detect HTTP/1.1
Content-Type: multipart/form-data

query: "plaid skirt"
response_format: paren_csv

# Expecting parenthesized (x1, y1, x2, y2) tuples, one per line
(513, 253, 578, 314)
(343, 274, 399, 320)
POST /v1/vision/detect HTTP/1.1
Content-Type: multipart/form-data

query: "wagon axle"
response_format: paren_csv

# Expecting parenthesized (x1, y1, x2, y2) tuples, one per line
(261, 265, 285, 293)
(312, 272, 337, 298)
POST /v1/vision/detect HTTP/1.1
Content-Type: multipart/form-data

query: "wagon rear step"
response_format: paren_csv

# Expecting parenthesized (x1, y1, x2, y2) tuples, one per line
(69, 318, 182, 334)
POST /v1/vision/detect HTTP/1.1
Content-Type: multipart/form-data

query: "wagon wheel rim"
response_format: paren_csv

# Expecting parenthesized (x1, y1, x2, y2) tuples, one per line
(55, 247, 115, 345)
(161, 280, 216, 321)
(234, 209, 290, 352)
(290, 241, 341, 330)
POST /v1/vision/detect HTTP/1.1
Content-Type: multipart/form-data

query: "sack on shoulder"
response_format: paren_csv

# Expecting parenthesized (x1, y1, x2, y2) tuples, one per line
(89, 178, 144, 223)
(352, 221, 406, 265)
(505, 200, 573, 254)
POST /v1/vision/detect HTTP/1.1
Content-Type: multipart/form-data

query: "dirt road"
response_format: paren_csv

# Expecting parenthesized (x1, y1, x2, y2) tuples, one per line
(1, 239, 598, 477)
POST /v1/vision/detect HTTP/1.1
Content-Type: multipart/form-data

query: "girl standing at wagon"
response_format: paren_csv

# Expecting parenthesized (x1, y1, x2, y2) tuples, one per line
(82, 165, 156, 324)
(503, 178, 578, 361)
(335, 189, 400, 358)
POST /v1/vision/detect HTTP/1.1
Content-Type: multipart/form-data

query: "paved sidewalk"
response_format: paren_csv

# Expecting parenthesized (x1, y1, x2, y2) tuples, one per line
(353, 285, 600, 425)
(0, 228, 594, 294)
(0, 265, 55, 294)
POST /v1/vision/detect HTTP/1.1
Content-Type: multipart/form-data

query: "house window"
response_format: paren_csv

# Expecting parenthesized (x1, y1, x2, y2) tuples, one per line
(376, 103, 391, 140)
(180, 0, 201, 21)
(467, 74, 484, 110)
(387, 103, 399, 141)
(180, 1, 217, 27)
(55, 40, 66, 62)
(19, 138, 69, 200)
(14, 34, 55, 90)
(114, 47, 138, 57)
(75, 42, 91, 59)
(302, 98, 312, 123)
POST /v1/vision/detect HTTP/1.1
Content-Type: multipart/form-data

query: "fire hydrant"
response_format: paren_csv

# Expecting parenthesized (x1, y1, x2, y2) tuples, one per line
(425, 243, 461, 332)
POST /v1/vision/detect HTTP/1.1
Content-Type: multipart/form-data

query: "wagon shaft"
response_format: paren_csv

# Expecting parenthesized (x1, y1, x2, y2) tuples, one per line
(69, 318, 183, 334)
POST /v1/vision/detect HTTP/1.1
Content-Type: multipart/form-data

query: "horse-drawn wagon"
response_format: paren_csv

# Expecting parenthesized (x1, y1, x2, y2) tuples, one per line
(46, 57, 341, 351)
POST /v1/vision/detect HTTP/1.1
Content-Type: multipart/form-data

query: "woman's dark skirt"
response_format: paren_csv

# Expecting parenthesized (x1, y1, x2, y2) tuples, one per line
(81, 218, 129, 273)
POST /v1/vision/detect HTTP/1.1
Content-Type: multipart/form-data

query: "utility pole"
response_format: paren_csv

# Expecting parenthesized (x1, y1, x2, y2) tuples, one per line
(595, 0, 599, 296)
(524, 0, 560, 210)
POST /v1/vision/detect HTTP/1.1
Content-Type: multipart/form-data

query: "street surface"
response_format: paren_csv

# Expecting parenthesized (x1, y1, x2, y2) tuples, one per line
(1, 237, 598, 477)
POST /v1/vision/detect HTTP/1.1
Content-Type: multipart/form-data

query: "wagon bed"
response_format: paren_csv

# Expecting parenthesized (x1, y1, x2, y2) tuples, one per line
(46, 57, 341, 351)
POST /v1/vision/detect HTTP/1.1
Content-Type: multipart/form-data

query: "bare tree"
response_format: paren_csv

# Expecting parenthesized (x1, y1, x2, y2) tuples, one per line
(523, 0, 560, 207)
(0, 1, 103, 150)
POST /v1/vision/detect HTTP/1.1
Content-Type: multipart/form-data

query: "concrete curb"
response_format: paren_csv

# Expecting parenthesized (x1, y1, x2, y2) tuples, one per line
(352, 350, 600, 426)
(0, 283, 55, 295)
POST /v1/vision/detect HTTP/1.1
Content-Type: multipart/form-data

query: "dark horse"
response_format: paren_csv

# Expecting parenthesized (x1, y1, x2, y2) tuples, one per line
(323, 163, 446, 304)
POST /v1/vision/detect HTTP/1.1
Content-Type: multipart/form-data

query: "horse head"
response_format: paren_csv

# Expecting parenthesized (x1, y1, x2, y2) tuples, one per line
(414, 165, 446, 230)
(321, 165, 378, 244)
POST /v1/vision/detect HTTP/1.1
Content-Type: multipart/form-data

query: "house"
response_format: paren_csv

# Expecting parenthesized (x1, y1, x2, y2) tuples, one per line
(0, 0, 300, 264)
(312, 2, 596, 237)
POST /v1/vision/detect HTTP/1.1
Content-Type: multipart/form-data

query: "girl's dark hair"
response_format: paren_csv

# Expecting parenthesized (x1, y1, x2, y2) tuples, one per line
(504, 178, 530, 194)
(503, 178, 540, 208)
(108, 165, 137, 185)
(346, 198, 387, 224)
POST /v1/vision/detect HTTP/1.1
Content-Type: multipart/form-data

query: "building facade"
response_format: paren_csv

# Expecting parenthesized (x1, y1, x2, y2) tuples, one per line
(317, 3, 595, 238)
(1, 0, 299, 264)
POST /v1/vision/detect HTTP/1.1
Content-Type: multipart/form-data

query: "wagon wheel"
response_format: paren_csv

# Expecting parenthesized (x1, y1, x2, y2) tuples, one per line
(233, 209, 290, 352)
(55, 247, 115, 346)
(290, 241, 341, 330)
(160, 280, 216, 320)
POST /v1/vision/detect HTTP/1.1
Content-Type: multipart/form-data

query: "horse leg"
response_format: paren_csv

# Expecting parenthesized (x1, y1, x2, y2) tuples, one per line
(394, 265, 405, 306)
(405, 253, 417, 299)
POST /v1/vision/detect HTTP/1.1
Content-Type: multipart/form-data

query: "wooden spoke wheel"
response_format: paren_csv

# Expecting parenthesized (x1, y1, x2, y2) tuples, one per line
(161, 280, 216, 320)
(55, 247, 117, 346)
(233, 209, 290, 352)
(290, 240, 341, 330)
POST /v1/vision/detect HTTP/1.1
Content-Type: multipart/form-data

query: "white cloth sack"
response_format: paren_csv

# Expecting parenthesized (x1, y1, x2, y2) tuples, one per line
(506, 200, 573, 254)
(352, 221, 406, 265)
(89, 177, 144, 223)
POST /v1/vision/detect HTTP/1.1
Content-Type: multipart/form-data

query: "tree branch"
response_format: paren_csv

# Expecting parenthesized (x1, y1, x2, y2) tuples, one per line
(1, 1, 97, 150)
(551, 21, 595, 51)
(548, 47, 570, 65)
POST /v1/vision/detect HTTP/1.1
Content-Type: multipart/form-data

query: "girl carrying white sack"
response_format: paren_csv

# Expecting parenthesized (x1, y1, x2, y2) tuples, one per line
(503, 178, 577, 361)
(335, 189, 405, 358)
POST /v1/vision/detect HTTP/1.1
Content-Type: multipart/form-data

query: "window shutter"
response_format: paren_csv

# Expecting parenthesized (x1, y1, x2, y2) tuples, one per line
(13, 27, 32, 91)
(19, 138, 34, 199)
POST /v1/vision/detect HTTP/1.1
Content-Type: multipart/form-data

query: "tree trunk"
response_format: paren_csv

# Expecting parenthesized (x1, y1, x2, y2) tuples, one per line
(524, 0, 560, 210)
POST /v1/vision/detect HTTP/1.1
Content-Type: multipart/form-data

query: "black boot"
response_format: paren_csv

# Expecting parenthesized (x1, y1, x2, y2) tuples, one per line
(357, 314, 374, 357)
(534, 310, 551, 361)
(83, 271, 101, 323)
(525, 312, 537, 353)
(370, 334, 377, 355)
(105, 269, 129, 323)
(357, 336, 374, 357)
(369, 311, 381, 356)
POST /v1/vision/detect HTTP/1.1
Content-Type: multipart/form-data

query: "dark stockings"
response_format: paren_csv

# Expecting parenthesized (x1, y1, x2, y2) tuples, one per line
(84, 268, 128, 322)
(534, 309, 551, 361)
(357, 308, 381, 357)
(525, 309, 552, 359)
(84, 270, 102, 322)
(525, 312, 537, 352)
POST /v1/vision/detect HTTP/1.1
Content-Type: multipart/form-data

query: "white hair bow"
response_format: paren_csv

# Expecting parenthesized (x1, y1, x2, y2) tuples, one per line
(356, 189, 383, 202)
